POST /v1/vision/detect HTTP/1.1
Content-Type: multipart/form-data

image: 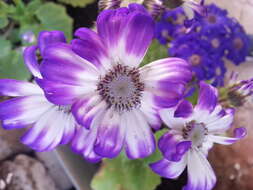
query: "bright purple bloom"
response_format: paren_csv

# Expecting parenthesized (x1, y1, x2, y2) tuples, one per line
(39, 4, 192, 159)
(155, 7, 187, 44)
(0, 31, 80, 153)
(169, 33, 226, 86)
(150, 82, 246, 190)
(158, 4, 250, 86)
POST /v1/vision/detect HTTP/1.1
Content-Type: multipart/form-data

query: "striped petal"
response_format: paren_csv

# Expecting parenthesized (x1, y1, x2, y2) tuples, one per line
(0, 95, 53, 129)
(124, 109, 156, 159)
(150, 157, 187, 179)
(0, 79, 43, 97)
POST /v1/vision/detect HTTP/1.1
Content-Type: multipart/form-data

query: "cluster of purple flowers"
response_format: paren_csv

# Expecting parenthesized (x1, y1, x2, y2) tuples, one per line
(156, 4, 250, 86)
(0, 4, 247, 190)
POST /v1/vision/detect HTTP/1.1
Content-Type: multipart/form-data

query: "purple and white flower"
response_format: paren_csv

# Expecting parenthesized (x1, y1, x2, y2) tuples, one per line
(150, 81, 246, 190)
(0, 31, 80, 153)
(38, 4, 192, 159)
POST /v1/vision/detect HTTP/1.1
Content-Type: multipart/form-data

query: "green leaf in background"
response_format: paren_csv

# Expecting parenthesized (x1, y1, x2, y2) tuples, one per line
(0, 16, 8, 29)
(35, 2, 73, 40)
(0, 49, 31, 80)
(0, 37, 12, 58)
(91, 129, 168, 190)
(141, 40, 169, 67)
(57, 0, 95, 7)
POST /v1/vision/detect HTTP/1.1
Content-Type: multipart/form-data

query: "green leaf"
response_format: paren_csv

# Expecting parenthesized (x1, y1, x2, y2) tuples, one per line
(91, 153, 161, 190)
(0, 37, 12, 58)
(35, 2, 73, 40)
(0, 50, 31, 80)
(0, 16, 8, 29)
(57, 0, 95, 7)
(141, 40, 168, 67)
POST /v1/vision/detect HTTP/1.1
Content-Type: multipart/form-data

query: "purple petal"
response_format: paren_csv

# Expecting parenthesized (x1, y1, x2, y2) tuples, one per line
(141, 58, 192, 108)
(21, 106, 74, 151)
(72, 28, 109, 70)
(174, 100, 193, 118)
(195, 81, 218, 113)
(208, 127, 246, 145)
(97, 7, 154, 67)
(23, 46, 42, 78)
(122, 11, 155, 67)
(184, 150, 216, 190)
(153, 82, 186, 108)
(94, 109, 124, 158)
(140, 92, 162, 130)
(41, 43, 99, 86)
(158, 132, 191, 161)
(36, 78, 95, 105)
(38, 31, 66, 56)
(124, 110, 156, 159)
(0, 79, 43, 97)
(71, 125, 102, 163)
(0, 96, 52, 130)
(150, 158, 186, 179)
(71, 96, 107, 129)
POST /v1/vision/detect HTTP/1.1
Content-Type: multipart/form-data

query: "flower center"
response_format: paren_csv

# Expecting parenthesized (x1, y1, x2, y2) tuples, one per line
(183, 121, 208, 148)
(97, 64, 144, 112)
(233, 37, 243, 50)
(207, 14, 217, 24)
(189, 54, 202, 66)
(58, 105, 71, 114)
(211, 38, 220, 48)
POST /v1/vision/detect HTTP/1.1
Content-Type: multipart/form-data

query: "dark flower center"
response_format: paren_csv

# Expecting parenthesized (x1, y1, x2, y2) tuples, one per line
(58, 105, 71, 114)
(97, 64, 144, 112)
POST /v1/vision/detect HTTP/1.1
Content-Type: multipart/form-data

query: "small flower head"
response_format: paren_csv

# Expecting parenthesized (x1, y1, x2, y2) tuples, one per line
(222, 72, 253, 107)
(150, 82, 246, 190)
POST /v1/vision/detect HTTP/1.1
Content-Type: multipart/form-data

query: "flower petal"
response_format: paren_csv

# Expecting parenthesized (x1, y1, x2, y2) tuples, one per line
(159, 108, 186, 130)
(159, 132, 191, 161)
(208, 127, 246, 145)
(71, 124, 102, 163)
(184, 149, 216, 190)
(23, 46, 42, 78)
(72, 28, 111, 72)
(206, 108, 234, 133)
(139, 92, 162, 130)
(124, 109, 156, 159)
(40, 43, 99, 86)
(38, 30, 66, 56)
(20, 106, 70, 151)
(71, 95, 107, 129)
(174, 100, 193, 118)
(97, 7, 154, 67)
(94, 109, 125, 158)
(195, 81, 218, 113)
(150, 157, 187, 179)
(0, 79, 43, 97)
(141, 58, 192, 108)
(36, 78, 96, 105)
(0, 96, 53, 129)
